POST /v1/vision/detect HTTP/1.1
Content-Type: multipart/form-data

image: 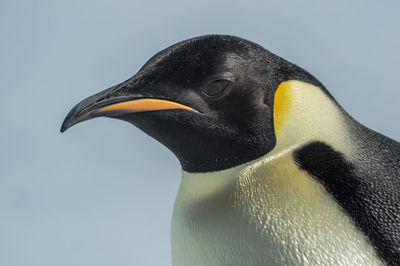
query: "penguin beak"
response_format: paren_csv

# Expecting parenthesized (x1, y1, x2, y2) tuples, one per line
(60, 82, 193, 133)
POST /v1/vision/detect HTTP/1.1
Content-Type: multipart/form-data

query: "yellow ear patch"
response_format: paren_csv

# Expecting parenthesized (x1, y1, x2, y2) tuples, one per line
(273, 81, 293, 137)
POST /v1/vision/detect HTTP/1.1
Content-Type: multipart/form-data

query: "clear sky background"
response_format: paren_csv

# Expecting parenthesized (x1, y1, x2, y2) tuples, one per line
(1, 0, 399, 265)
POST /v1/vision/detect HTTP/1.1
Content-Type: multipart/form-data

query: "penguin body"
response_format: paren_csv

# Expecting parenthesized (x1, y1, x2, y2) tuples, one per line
(61, 36, 400, 265)
(172, 153, 382, 266)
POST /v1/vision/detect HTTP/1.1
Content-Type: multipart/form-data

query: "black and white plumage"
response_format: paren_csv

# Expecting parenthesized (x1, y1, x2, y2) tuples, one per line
(62, 35, 400, 265)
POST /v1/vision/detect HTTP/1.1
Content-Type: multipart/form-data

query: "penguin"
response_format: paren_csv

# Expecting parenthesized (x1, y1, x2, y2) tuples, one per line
(61, 35, 400, 265)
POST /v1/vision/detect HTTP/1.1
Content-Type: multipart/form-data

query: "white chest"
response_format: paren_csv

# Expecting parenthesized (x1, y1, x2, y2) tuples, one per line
(171, 156, 382, 266)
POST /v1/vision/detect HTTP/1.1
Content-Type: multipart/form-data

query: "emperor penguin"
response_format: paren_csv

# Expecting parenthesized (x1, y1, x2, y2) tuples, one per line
(61, 35, 400, 265)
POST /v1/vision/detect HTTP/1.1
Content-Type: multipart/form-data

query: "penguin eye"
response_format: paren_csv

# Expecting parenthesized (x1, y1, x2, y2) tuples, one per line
(202, 79, 231, 97)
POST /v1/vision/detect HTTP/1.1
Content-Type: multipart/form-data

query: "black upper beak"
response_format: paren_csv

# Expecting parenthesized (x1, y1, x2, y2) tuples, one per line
(60, 80, 196, 133)
(60, 84, 129, 133)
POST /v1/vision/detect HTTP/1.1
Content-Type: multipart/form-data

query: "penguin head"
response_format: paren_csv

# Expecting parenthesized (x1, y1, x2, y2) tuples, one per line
(61, 35, 322, 172)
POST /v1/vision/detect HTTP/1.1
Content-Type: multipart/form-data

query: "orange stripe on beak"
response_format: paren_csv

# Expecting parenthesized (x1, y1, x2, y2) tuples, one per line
(94, 98, 193, 116)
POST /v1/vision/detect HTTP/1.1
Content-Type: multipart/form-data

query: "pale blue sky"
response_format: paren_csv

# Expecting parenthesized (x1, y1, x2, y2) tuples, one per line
(1, 0, 399, 265)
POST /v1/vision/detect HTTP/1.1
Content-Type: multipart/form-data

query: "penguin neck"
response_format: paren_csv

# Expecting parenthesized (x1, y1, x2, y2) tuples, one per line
(178, 146, 293, 203)
(272, 80, 352, 155)
(178, 80, 353, 196)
